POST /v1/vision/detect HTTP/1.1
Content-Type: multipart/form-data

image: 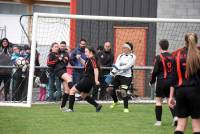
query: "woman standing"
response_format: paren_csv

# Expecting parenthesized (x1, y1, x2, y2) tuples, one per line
(168, 33, 200, 134)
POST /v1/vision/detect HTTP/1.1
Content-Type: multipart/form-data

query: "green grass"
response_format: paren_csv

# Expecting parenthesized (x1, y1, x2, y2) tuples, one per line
(0, 104, 192, 134)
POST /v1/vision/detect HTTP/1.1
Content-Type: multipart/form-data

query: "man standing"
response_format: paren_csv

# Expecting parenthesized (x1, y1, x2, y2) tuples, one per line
(70, 38, 87, 85)
(96, 42, 114, 100)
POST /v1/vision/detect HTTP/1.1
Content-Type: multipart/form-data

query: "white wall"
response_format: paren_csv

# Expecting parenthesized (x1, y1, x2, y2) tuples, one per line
(0, 14, 24, 44)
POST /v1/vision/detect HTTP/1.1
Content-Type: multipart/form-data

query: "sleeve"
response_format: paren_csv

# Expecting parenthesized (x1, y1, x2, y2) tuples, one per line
(69, 49, 77, 66)
(150, 56, 160, 84)
(91, 58, 97, 69)
(117, 54, 136, 70)
(171, 57, 178, 87)
(47, 53, 58, 67)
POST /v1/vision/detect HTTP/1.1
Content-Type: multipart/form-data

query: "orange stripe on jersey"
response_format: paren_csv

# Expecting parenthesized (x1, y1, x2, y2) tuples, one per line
(176, 51, 183, 86)
(160, 54, 167, 79)
(91, 58, 97, 68)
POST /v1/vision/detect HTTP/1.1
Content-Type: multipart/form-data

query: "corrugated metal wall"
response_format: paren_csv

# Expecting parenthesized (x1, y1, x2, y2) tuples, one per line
(75, 0, 157, 96)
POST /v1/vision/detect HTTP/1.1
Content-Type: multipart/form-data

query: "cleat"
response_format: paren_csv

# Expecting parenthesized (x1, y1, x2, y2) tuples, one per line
(110, 102, 119, 109)
(96, 104, 102, 112)
(64, 109, 74, 112)
(123, 108, 129, 113)
(60, 107, 67, 112)
(154, 121, 162, 126)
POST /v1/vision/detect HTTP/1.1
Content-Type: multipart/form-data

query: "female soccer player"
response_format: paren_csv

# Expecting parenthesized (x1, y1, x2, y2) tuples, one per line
(66, 47, 102, 112)
(47, 42, 73, 110)
(168, 33, 200, 134)
(149, 39, 177, 126)
(108, 42, 136, 113)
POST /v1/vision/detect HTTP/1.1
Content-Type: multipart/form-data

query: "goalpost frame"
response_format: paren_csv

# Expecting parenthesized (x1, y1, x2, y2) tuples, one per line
(1, 12, 200, 107)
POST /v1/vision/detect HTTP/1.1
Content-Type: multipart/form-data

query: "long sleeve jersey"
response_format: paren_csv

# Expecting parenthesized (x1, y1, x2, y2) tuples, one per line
(112, 53, 136, 78)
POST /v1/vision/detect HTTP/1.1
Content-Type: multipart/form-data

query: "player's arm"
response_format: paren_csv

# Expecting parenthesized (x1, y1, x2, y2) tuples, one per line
(91, 59, 100, 85)
(150, 56, 159, 85)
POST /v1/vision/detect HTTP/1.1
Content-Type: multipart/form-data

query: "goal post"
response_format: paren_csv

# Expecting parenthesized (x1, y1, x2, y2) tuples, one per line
(1, 12, 200, 107)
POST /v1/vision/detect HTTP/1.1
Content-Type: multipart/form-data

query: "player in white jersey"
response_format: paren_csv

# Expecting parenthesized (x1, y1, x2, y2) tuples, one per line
(107, 42, 136, 113)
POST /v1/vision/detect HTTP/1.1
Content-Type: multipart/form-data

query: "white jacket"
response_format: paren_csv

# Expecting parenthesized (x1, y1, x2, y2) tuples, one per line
(112, 53, 136, 78)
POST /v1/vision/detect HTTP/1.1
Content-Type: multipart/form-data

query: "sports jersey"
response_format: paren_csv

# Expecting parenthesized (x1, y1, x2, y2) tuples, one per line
(83, 57, 98, 78)
(172, 47, 200, 87)
(150, 51, 175, 84)
(112, 53, 136, 78)
(47, 52, 69, 73)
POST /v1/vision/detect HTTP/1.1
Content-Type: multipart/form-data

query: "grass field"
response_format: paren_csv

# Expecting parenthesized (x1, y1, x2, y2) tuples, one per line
(0, 103, 192, 134)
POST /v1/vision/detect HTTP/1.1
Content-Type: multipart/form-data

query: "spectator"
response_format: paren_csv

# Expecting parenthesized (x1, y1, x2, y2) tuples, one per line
(11, 45, 29, 101)
(0, 38, 13, 101)
(95, 42, 114, 100)
(47, 42, 62, 101)
(70, 38, 87, 85)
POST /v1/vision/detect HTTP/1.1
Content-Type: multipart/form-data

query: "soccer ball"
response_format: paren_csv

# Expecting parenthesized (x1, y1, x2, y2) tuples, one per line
(16, 57, 26, 67)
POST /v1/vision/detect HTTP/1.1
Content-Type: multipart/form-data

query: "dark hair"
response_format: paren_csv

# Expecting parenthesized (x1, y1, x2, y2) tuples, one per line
(126, 42, 133, 50)
(50, 42, 58, 52)
(87, 46, 96, 55)
(97, 45, 103, 51)
(24, 45, 30, 50)
(80, 38, 87, 43)
(0, 38, 9, 48)
(159, 39, 169, 50)
(185, 32, 200, 76)
(60, 41, 66, 45)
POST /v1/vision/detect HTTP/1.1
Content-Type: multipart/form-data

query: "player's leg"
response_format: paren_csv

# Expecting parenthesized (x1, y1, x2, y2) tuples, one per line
(60, 72, 73, 110)
(174, 118, 188, 134)
(109, 76, 120, 108)
(154, 81, 163, 126)
(81, 92, 102, 112)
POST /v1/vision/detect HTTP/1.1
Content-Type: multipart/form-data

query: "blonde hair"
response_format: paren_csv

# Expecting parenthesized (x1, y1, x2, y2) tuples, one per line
(185, 32, 200, 76)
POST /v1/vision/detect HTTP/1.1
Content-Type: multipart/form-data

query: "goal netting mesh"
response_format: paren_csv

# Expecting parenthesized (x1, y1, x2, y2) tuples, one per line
(1, 13, 200, 107)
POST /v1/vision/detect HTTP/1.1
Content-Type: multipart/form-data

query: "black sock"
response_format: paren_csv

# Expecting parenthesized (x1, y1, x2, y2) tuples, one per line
(169, 107, 175, 117)
(61, 93, 69, 108)
(68, 82, 73, 89)
(68, 95, 75, 110)
(111, 89, 118, 103)
(155, 106, 162, 121)
(85, 96, 98, 107)
(193, 132, 200, 134)
(174, 131, 183, 134)
(123, 96, 128, 109)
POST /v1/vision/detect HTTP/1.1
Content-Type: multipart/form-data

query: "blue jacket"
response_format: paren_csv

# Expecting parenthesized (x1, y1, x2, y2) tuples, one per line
(70, 47, 87, 67)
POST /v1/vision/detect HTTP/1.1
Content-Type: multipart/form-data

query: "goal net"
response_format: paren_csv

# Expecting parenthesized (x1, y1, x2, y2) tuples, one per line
(1, 13, 200, 107)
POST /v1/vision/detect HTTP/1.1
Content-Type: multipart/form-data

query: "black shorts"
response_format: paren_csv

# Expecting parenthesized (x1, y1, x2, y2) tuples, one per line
(75, 76, 94, 93)
(55, 69, 66, 81)
(156, 79, 171, 98)
(176, 86, 200, 119)
(111, 75, 132, 90)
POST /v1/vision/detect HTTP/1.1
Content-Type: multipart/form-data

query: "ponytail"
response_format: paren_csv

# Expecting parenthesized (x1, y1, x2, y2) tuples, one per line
(185, 32, 200, 76)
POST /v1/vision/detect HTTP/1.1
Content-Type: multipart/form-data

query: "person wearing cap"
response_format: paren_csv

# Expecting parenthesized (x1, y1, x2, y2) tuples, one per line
(108, 42, 136, 113)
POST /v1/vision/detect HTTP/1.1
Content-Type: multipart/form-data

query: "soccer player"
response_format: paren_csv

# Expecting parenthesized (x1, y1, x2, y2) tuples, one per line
(108, 42, 136, 113)
(66, 47, 102, 112)
(149, 39, 177, 126)
(47, 42, 73, 110)
(168, 33, 200, 134)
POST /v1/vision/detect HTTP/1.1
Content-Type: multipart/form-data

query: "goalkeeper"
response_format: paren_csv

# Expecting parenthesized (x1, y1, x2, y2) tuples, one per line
(106, 42, 136, 113)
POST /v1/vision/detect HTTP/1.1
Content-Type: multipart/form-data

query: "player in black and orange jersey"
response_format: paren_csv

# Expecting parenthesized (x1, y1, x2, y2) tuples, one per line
(47, 42, 73, 110)
(65, 47, 102, 112)
(168, 33, 200, 134)
(150, 39, 177, 126)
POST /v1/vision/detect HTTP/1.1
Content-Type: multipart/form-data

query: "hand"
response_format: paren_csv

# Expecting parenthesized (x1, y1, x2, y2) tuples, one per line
(59, 57, 62, 61)
(76, 54, 81, 59)
(168, 97, 176, 108)
(95, 80, 100, 85)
